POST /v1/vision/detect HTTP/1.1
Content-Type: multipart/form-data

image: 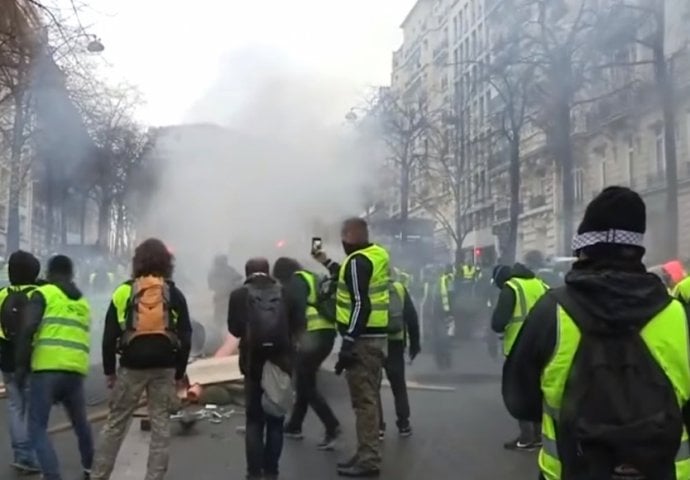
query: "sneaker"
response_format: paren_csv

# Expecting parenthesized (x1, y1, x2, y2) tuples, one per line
(503, 438, 538, 452)
(283, 427, 304, 440)
(398, 424, 412, 438)
(317, 427, 342, 451)
(11, 462, 41, 474)
(378, 429, 385, 441)
(83, 469, 92, 480)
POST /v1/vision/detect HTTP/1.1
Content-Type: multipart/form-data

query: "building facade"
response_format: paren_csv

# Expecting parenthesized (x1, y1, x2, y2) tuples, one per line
(386, 0, 690, 263)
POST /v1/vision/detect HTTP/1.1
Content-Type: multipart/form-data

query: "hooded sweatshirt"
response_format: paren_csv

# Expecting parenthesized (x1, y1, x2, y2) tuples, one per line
(15, 278, 86, 376)
(502, 258, 679, 425)
(491, 263, 539, 334)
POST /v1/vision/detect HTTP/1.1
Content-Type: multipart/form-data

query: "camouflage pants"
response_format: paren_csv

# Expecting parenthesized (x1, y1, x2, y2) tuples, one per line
(90, 368, 176, 480)
(345, 338, 387, 470)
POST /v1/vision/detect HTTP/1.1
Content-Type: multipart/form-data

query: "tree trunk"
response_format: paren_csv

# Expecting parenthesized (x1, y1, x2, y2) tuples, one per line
(7, 87, 26, 256)
(399, 162, 410, 244)
(454, 183, 463, 266)
(98, 195, 112, 249)
(653, 2, 678, 258)
(506, 132, 521, 263)
(79, 192, 87, 245)
(555, 101, 575, 254)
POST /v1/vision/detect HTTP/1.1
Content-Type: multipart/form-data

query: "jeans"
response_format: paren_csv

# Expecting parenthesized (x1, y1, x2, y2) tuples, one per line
(2, 371, 37, 466)
(245, 375, 284, 477)
(286, 330, 339, 434)
(28, 372, 94, 480)
(377, 340, 410, 430)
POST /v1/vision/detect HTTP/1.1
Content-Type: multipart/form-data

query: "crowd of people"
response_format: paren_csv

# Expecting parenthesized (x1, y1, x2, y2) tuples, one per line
(5, 185, 690, 480)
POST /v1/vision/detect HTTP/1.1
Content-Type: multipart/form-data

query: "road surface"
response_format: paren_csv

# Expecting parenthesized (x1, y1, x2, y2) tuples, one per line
(0, 341, 539, 479)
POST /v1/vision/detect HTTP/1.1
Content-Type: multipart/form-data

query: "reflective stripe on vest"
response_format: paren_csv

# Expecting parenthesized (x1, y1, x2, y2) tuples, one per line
(335, 244, 390, 332)
(0, 284, 37, 340)
(439, 273, 453, 312)
(502, 277, 548, 356)
(31, 284, 91, 375)
(295, 270, 333, 332)
(539, 300, 690, 480)
(389, 281, 406, 341)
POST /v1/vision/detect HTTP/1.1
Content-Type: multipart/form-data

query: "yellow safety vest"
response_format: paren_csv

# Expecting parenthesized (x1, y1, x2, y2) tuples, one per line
(439, 273, 453, 312)
(31, 284, 91, 375)
(0, 285, 38, 340)
(295, 270, 334, 332)
(672, 277, 690, 304)
(389, 281, 407, 341)
(111, 282, 178, 328)
(336, 244, 390, 332)
(539, 300, 690, 480)
(503, 277, 548, 356)
(394, 268, 412, 289)
(461, 265, 476, 280)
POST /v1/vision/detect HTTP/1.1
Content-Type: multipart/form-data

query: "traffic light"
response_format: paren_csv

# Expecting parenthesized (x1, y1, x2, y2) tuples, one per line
(474, 247, 482, 258)
(276, 239, 286, 248)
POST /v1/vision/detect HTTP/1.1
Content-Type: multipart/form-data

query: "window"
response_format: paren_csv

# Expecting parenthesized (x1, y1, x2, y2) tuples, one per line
(0, 204, 6, 231)
(574, 169, 585, 203)
(600, 160, 607, 188)
(453, 16, 458, 41)
(655, 125, 665, 175)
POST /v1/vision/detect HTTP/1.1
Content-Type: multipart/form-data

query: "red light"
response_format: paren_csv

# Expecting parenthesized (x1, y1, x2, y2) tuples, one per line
(276, 240, 286, 248)
(474, 248, 482, 257)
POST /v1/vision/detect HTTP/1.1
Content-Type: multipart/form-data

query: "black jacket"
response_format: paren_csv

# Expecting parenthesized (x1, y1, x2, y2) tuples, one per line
(15, 278, 85, 376)
(323, 245, 387, 339)
(399, 286, 421, 353)
(101, 280, 192, 380)
(491, 263, 538, 334)
(502, 258, 690, 436)
(0, 283, 38, 373)
(227, 274, 301, 379)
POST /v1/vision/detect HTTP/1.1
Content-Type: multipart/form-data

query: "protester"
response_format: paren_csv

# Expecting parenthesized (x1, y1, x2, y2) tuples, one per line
(0, 250, 41, 473)
(90, 238, 192, 480)
(431, 265, 454, 370)
(377, 279, 420, 439)
(208, 254, 243, 329)
(228, 257, 301, 480)
(504, 186, 690, 480)
(314, 217, 390, 477)
(15, 255, 94, 480)
(490, 253, 549, 451)
(273, 257, 341, 450)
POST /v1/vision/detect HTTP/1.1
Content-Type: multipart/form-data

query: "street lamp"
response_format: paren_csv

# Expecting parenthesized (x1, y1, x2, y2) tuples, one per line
(86, 34, 105, 53)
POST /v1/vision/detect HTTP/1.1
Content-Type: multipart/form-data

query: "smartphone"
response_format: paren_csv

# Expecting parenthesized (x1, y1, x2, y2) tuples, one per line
(311, 237, 323, 254)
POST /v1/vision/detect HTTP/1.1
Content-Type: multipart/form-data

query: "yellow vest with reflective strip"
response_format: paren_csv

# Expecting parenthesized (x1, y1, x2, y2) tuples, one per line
(389, 281, 407, 341)
(0, 285, 38, 340)
(111, 282, 178, 327)
(539, 300, 690, 480)
(672, 277, 690, 304)
(439, 273, 453, 312)
(336, 244, 390, 331)
(295, 270, 334, 332)
(31, 284, 91, 375)
(503, 277, 548, 356)
(461, 265, 476, 280)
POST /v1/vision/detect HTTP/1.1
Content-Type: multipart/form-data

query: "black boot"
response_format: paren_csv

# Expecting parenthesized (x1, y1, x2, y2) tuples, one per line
(337, 465, 380, 477)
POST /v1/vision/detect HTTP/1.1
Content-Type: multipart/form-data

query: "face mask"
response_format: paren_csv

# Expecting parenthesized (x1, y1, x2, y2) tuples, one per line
(342, 241, 358, 255)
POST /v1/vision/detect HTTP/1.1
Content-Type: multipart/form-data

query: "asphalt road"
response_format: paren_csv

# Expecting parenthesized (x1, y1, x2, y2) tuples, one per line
(0, 341, 539, 480)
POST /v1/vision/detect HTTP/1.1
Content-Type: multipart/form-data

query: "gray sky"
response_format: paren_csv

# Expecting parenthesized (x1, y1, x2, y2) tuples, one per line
(76, 0, 417, 125)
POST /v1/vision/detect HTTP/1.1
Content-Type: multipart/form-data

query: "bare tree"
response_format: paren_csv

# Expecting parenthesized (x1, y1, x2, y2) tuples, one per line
(599, 0, 682, 256)
(506, 0, 599, 251)
(372, 88, 434, 243)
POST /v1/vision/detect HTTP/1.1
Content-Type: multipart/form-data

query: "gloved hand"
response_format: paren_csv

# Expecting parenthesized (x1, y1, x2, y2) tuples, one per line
(335, 339, 357, 375)
(409, 343, 421, 363)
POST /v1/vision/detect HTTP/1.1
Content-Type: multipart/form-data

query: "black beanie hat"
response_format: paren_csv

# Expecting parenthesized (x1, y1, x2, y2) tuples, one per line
(572, 186, 646, 253)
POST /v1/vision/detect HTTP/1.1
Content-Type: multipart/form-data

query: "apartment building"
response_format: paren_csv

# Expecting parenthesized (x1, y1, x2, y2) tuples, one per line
(388, 0, 690, 262)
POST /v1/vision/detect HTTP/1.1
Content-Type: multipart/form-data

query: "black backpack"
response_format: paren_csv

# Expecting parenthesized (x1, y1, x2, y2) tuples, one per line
(554, 291, 683, 480)
(246, 282, 290, 349)
(0, 287, 31, 341)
